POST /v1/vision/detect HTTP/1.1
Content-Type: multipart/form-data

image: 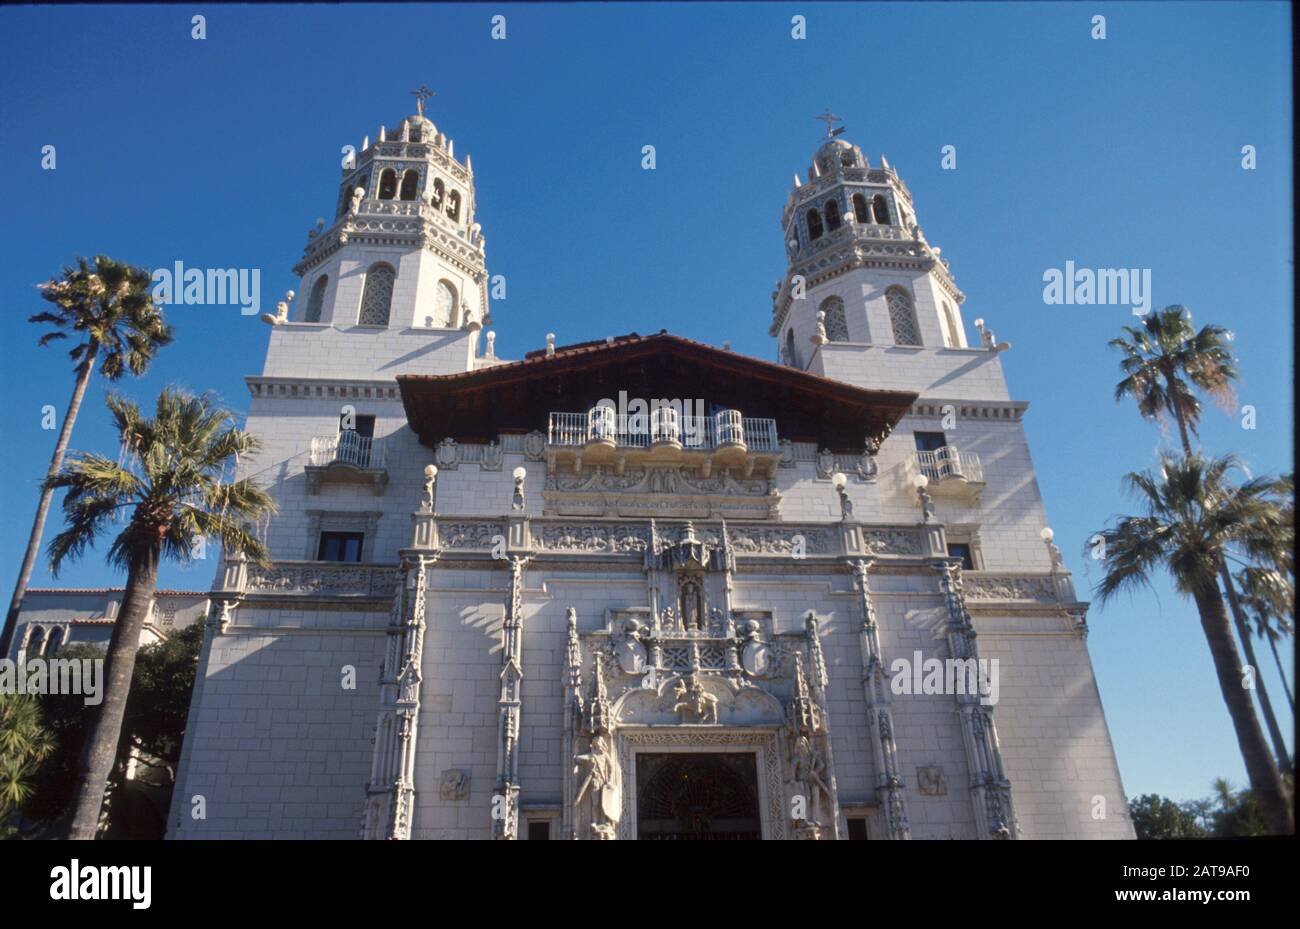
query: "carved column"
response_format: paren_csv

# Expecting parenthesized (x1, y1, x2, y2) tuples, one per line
(560, 607, 583, 839)
(852, 559, 911, 839)
(362, 553, 434, 839)
(493, 555, 530, 839)
(934, 560, 1018, 839)
(804, 614, 842, 840)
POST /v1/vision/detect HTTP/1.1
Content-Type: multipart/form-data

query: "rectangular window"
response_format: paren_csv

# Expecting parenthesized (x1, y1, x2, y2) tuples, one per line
(318, 531, 364, 563)
(947, 543, 975, 571)
(846, 817, 869, 840)
(914, 431, 947, 452)
(526, 820, 551, 841)
(340, 413, 376, 438)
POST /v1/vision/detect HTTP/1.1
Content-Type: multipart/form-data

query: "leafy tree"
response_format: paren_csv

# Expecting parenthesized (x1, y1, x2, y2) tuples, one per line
(0, 694, 56, 838)
(1129, 793, 1208, 839)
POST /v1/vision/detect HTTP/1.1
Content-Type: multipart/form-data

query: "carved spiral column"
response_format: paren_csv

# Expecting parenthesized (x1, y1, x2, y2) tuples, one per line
(493, 555, 530, 839)
(852, 559, 911, 840)
(362, 553, 433, 840)
(934, 560, 1018, 839)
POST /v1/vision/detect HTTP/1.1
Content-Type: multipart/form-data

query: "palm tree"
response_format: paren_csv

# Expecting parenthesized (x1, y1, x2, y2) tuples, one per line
(46, 388, 274, 839)
(0, 257, 173, 658)
(1112, 305, 1293, 773)
(1236, 564, 1295, 709)
(1093, 452, 1293, 834)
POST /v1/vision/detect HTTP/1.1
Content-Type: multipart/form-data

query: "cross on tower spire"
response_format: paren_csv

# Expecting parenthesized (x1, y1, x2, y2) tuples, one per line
(814, 108, 844, 140)
(411, 85, 436, 118)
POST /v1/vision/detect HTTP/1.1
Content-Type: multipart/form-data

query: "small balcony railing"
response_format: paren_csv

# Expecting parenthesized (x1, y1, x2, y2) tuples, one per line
(916, 446, 982, 483)
(548, 409, 779, 452)
(310, 432, 386, 471)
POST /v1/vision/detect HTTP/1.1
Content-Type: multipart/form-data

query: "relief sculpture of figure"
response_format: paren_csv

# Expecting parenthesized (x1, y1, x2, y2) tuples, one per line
(791, 734, 831, 826)
(574, 731, 621, 838)
(671, 676, 718, 724)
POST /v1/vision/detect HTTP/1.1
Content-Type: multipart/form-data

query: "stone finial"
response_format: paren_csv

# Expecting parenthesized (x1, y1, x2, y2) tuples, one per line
(812, 310, 828, 346)
(485, 330, 496, 359)
(546, 333, 556, 357)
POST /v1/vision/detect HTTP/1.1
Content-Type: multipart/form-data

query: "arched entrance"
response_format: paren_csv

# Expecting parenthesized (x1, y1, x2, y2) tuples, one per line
(635, 753, 761, 840)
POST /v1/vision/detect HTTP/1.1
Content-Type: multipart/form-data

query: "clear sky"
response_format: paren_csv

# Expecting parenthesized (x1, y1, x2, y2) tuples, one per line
(0, 2, 1292, 805)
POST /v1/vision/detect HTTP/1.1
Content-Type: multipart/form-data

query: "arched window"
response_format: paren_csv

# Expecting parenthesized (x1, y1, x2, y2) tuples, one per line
(785, 329, 799, 368)
(399, 169, 419, 201)
(806, 208, 823, 241)
(304, 276, 327, 323)
(27, 625, 46, 657)
(431, 178, 445, 210)
(433, 280, 457, 328)
(446, 190, 461, 222)
(853, 193, 870, 224)
(378, 169, 398, 200)
(825, 199, 842, 231)
(942, 302, 963, 348)
(46, 627, 64, 656)
(886, 287, 922, 346)
(872, 194, 890, 225)
(841, 151, 857, 167)
(359, 263, 396, 326)
(820, 296, 849, 342)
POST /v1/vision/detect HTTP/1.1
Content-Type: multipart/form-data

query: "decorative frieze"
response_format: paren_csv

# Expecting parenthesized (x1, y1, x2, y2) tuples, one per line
(244, 562, 398, 599)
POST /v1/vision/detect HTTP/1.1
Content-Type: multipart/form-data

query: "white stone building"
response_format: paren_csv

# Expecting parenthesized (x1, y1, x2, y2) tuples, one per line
(166, 105, 1133, 840)
(8, 588, 209, 662)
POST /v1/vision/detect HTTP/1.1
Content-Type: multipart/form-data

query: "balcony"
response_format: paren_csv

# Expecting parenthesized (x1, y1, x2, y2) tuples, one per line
(305, 432, 388, 495)
(546, 408, 780, 476)
(911, 446, 984, 501)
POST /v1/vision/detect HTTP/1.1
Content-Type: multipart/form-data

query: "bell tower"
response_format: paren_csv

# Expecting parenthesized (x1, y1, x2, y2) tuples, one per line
(770, 114, 969, 371)
(289, 91, 490, 338)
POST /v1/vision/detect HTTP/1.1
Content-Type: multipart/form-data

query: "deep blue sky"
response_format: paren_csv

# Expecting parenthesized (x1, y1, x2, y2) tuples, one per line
(0, 3, 1292, 805)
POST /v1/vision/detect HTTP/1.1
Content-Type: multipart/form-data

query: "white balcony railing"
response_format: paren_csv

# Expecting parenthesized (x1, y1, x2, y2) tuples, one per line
(916, 446, 982, 483)
(310, 432, 386, 470)
(548, 409, 779, 453)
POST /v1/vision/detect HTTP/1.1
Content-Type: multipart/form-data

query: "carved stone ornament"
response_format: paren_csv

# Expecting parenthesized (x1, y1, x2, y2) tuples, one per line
(917, 765, 947, 796)
(816, 448, 836, 479)
(440, 769, 470, 800)
(523, 430, 546, 461)
(481, 440, 503, 471)
(436, 437, 459, 469)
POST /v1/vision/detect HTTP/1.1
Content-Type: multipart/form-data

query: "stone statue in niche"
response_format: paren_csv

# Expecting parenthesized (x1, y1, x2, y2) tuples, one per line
(678, 577, 705, 631)
(671, 675, 718, 724)
(790, 734, 831, 826)
(574, 731, 621, 837)
(740, 620, 774, 677)
(349, 186, 365, 215)
(613, 618, 648, 675)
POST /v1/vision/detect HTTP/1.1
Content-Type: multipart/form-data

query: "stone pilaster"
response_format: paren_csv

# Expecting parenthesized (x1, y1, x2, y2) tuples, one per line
(852, 559, 911, 839)
(362, 553, 434, 840)
(933, 560, 1017, 839)
(493, 554, 530, 839)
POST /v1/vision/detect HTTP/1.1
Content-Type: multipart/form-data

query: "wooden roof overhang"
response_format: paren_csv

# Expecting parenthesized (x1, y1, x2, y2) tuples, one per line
(397, 332, 918, 453)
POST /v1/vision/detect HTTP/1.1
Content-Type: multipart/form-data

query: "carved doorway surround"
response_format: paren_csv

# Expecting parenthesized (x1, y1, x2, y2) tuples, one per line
(616, 727, 786, 840)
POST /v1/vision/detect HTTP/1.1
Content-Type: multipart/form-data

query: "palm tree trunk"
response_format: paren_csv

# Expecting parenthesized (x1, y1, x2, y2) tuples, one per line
(1267, 632, 1294, 707)
(1192, 579, 1294, 835)
(1221, 565, 1292, 773)
(66, 544, 159, 839)
(0, 348, 98, 657)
